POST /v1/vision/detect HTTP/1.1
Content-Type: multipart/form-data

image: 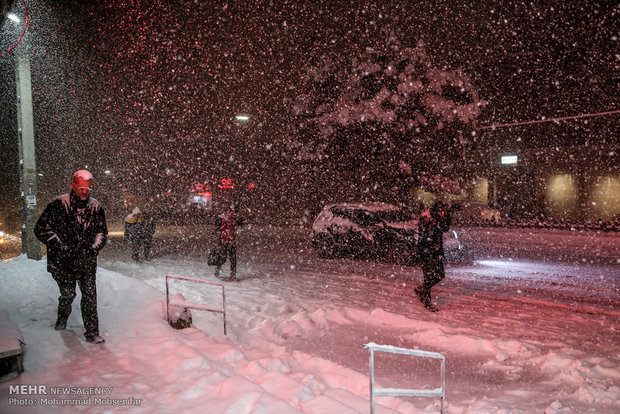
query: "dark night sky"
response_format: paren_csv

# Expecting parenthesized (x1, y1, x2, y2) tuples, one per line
(1, 0, 618, 218)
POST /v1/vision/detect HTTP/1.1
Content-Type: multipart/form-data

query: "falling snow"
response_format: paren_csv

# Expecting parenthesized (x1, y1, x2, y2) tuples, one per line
(0, 1, 618, 412)
(1, 223, 619, 413)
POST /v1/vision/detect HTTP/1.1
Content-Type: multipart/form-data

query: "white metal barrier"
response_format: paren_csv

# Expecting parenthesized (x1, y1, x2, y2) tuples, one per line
(165, 275, 227, 335)
(364, 342, 445, 414)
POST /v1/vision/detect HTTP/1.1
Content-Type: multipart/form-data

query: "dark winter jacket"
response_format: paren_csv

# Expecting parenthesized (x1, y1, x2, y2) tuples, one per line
(417, 208, 451, 259)
(124, 208, 155, 242)
(212, 212, 244, 244)
(34, 191, 108, 274)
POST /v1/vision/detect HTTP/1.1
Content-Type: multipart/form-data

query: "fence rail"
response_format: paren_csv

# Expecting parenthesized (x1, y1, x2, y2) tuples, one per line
(364, 342, 445, 414)
(165, 275, 227, 335)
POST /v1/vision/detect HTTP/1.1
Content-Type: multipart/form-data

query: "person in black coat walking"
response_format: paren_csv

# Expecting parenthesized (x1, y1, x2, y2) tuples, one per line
(34, 170, 108, 343)
(415, 199, 453, 312)
(124, 206, 155, 261)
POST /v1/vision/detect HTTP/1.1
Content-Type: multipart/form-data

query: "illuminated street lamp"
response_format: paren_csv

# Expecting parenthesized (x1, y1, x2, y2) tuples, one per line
(7, 13, 19, 23)
(235, 115, 250, 121)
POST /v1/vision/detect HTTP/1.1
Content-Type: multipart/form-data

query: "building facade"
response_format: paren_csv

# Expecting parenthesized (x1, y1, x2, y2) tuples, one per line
(486, 145, 619, 221)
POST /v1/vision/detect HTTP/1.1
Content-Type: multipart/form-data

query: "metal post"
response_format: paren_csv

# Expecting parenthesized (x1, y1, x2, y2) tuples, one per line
(165, 276, 170, 322)
(369, 347, 375, 414)
(222, 285, 227, 335)
(441, 356, 446, 414)
(15, 53, 41, 260)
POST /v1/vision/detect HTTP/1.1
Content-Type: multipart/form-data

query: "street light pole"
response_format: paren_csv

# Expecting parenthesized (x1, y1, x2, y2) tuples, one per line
(15, 52, 41, 259)
(1, 1, 19, 29)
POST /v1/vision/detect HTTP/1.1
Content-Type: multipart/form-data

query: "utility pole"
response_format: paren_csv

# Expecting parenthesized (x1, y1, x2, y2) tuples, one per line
(16, 53, 41, 260)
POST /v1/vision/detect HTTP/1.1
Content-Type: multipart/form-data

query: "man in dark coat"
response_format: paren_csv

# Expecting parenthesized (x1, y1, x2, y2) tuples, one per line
(415, 199, 452, 312)
(34, 170, 108, 343)
(212, 205, 243, 280)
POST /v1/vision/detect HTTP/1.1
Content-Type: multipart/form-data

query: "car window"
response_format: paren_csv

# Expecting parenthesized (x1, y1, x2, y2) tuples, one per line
(330, 207, 353, 220)
(350, 209, 382, 226)
(376, 210, 415, 222)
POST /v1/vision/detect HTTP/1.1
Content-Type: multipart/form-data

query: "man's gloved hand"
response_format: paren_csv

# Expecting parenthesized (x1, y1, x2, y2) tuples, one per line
(49, 237, 70, 252)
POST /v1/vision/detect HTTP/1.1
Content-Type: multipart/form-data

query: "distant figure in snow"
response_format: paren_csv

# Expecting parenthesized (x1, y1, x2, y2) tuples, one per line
(415, 199, 454, 312)
(34, 170, 108, 344)
(212, 205, 244, 280)
(124, 206, 155, 262)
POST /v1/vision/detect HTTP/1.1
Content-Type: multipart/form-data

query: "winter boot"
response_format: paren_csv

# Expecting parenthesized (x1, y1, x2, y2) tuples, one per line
(414, 287, 425, 304)
(415, 287, 438, 312)
(86, 335, 105, 344)
(424, 301, 439, 312)
(54, 319, 67, 331)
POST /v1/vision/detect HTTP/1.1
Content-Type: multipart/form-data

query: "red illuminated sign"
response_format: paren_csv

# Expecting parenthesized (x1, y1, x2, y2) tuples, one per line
(190, 183, 213, 198)
(248, 183, 255, 189)
(219, 178, 234, 189)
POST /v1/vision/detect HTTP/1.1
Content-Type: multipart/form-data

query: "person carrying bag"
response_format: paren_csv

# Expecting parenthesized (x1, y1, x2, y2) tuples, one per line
(210, 205, 243, 280)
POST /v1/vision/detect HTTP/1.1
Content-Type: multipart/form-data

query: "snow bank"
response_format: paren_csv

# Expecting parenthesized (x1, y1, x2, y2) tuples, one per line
(1, 221, 619, 414)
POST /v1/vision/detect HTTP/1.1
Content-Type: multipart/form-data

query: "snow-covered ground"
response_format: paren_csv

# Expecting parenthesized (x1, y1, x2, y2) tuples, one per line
(0, 224, 618, 413)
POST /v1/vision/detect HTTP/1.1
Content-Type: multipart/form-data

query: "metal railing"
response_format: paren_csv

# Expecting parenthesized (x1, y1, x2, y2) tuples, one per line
(364, 342, 445, 414)
(165, 275, 227, 335)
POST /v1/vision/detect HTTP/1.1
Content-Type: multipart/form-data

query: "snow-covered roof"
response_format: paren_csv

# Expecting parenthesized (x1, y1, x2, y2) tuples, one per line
(321, 201, 402, 213)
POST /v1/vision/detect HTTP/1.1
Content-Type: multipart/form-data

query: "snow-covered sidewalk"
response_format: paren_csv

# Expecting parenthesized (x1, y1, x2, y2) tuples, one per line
(0, 225, 619, 413)
(0, 256, 418, 413)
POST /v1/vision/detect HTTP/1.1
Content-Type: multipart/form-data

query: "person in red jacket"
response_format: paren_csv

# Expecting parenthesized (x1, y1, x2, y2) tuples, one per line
(212, 205, 244, 280)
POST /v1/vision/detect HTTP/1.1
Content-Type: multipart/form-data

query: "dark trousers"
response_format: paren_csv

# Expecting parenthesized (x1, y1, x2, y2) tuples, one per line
(419, 254, 445, 300)
(215, 242, 236, 278)
(131, 237, 152, 261)
(52, 270, 100, 339)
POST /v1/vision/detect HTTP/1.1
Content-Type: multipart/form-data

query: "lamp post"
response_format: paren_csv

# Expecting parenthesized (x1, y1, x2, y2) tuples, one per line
(16, 52, 41, 259)
(1, 1, 19, 29)
(6, 1, 41, 259)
